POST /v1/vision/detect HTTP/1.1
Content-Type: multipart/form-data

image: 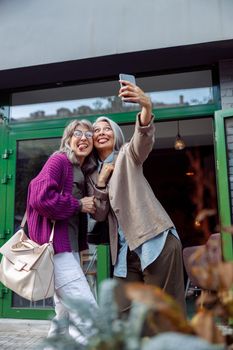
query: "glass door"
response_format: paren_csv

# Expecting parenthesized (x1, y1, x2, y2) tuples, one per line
(0, 120, 109, 319)
(214, 109, 233, 261)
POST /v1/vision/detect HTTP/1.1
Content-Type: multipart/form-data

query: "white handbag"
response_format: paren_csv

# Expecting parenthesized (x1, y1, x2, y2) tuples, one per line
(0, 215, 55, 301)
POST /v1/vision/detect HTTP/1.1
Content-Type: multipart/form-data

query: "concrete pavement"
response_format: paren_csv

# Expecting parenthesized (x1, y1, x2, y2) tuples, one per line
(0, 319, 50, 349)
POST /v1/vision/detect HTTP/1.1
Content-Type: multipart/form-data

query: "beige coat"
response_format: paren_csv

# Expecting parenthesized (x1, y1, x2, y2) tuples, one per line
(88, 116, 174, 265)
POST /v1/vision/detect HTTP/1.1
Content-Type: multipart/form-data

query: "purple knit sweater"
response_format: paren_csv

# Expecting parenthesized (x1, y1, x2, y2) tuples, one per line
(27, 153, 88, 253)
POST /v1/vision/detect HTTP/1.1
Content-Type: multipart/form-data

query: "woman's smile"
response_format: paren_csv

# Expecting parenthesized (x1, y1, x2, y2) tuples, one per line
(93, 121, 114, 152)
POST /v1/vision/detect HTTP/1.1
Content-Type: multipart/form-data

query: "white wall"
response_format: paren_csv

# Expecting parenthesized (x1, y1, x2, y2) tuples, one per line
(0, 0, 233, 70)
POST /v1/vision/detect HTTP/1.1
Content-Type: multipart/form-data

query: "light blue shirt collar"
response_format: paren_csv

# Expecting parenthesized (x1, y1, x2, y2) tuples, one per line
(97, 152, 114, 172)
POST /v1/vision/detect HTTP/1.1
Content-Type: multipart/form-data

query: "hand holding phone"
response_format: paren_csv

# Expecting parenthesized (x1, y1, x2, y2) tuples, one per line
(119, 73, 137, 104)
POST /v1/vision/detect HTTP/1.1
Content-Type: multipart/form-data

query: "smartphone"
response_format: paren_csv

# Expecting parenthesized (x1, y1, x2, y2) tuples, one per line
(119, 73, 137, 104)
(119, 73, 136, 86)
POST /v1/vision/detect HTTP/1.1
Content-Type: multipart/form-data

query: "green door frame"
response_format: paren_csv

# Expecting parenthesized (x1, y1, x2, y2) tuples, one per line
(3, 127, 66, 319)
(214, 108, 233, 261)
(0, 102, 221, 319)
(0, 122, 11, 310)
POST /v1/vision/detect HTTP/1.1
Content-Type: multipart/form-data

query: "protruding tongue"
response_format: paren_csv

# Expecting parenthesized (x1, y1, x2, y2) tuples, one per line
(79, 145, 86, 151)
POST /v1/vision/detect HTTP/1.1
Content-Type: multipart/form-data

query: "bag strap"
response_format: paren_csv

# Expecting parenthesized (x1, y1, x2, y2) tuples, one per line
(49, 220, 56, 243)
(20, 212, 27, 228)
(20, 212, 56, 244)
(20, 184, 64, 243)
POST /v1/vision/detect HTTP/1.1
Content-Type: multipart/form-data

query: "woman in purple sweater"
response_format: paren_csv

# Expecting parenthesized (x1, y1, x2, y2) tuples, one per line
(27, 119, 98, 345)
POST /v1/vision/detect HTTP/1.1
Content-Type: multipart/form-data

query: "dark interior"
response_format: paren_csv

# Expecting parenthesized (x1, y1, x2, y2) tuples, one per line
(143, 145, 219, 248)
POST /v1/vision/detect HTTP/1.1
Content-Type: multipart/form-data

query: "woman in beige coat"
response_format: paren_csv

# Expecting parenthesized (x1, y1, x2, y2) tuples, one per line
(88, 80, 186, 313)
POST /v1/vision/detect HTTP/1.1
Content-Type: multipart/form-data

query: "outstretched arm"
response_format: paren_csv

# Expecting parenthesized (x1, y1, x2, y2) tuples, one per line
(119, 80, 154, 164)
(119, 80, 152, 126)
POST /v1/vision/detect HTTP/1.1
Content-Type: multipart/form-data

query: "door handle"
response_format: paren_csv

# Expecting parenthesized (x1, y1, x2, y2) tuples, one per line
(0, 287, 8, 299)
(1, 174, 12, 184)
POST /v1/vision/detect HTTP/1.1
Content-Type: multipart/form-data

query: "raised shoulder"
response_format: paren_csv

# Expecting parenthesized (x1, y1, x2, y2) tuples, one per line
(33, 152, 72, 188)
(48, 152, 70, 165)
(45, 153, 71, 171)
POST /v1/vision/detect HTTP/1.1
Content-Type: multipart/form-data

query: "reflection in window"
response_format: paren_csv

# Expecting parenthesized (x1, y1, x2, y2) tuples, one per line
(10, 87, 213, 122)
(15, 138, 60, 224)
(10, 70, 213, 122)
(149, 87, 213, 108)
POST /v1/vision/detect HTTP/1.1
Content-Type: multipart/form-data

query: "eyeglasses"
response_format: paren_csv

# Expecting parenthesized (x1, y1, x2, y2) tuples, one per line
(73, 130, 93, 139)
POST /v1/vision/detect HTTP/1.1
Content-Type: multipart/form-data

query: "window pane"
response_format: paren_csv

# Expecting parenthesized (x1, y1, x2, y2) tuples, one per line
(10, 70, 213, 122)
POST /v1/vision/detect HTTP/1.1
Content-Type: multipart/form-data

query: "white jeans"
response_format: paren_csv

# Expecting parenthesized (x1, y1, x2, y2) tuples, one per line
(48, 252, 98, 344)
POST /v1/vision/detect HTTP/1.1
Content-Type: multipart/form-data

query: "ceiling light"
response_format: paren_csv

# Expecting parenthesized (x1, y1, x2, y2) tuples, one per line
(174, 120, 186, 150)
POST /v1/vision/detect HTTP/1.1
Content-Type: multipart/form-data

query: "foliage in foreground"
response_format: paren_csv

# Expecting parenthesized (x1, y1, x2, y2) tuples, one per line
(41, 210, 233, 350)
(41, 277, 226, 350)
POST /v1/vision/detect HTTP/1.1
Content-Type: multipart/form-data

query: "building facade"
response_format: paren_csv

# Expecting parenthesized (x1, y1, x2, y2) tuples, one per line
(1, 0, 233, 319)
